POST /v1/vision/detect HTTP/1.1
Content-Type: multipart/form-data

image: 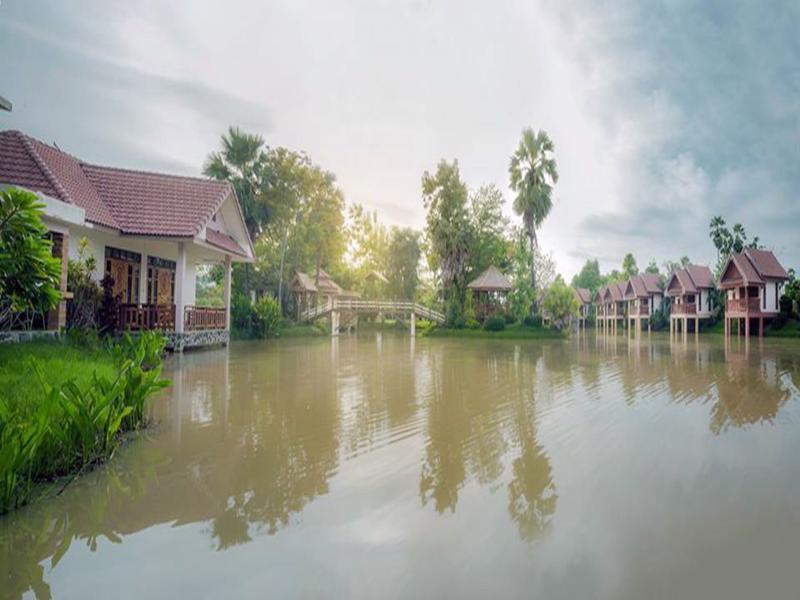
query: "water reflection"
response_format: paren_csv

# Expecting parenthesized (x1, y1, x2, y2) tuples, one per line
(2, 334, 799, 599)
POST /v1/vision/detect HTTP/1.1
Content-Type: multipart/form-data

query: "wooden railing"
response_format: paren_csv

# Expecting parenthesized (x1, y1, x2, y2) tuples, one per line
(671, 303, 697, 315)
(119, 304, 176, 331)
(184, 305, 227, 330)
(300, 299, 445, 324)
(727, 297, 760, 315)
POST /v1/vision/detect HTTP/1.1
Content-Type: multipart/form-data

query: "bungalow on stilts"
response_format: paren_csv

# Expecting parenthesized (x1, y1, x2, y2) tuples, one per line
(666, 264, 715, 337)
(575, 288, 591, 329)
(597, 282, 626, 333)
(718, 249, 789, 338)
(623, 273, 663, 335)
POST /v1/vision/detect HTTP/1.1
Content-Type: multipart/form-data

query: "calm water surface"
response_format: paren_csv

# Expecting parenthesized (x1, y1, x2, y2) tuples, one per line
(3, 333, 800, 599)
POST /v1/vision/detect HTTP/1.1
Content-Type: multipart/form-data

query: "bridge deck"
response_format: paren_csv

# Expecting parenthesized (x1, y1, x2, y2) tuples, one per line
(300, 299, 445, 325)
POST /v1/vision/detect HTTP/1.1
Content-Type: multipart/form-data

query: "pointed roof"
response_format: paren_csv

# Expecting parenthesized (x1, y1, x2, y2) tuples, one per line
(315, 269, 343, 295)
(0, 130, 252, 248)
(289, 272, 318, 293)
(625, 273, 663, 299)
(719, 249, 789, 289)
(467, 265, 512, 291)
(575, 288, 592, 305)
(365, 270, 388, 284)
(594, 285, 607, 304)
(606, 281, 626, 302)
(666, 264, 715, 296)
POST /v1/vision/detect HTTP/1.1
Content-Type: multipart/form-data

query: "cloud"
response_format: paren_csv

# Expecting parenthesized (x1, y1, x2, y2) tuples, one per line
(1, 0, 797, 277)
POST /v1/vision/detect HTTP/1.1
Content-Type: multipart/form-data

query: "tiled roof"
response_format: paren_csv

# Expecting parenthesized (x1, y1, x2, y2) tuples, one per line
(575, 288, 592, 304)
(205, 228, 247, 257)
(467, 265, 512, 291)
(685, 264, 715, 289)
(744, 249, 789, 280)
(640, 272, 662, 294)
(0, 129, 236, 238)
(607, 282, 626, 302)
(625, 275, 647, 299)
(667, 264, 715, 296)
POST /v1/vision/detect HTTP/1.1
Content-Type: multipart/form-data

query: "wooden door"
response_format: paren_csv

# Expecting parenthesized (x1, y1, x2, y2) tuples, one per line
(157, 269, 174, 304)
(109, 258, 130, 301)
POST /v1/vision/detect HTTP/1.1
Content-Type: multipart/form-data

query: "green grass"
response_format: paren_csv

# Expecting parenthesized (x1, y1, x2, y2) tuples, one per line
(0, 334, 169, 513)
(0, 341, 116, 410)
(425, 323, 565, 339)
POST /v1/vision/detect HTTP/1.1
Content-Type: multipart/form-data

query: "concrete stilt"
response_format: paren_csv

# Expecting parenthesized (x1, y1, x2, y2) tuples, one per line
(410, 312, 416, 336)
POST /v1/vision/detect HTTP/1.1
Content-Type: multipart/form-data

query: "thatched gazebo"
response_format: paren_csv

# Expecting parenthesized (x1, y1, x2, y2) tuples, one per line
(289, 272, 318, 319)
(467, 265, 512, 319)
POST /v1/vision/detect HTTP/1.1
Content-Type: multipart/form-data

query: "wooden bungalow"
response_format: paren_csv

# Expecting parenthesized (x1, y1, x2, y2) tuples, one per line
(575, 288, 592, 329)
(666, 264, 715, 335)
(597, 282, 627, 332)
(289, 272, 318, 320)
(467, 265, 512, 320)
(290, 268, 352, 319)
(624, 273, 664, 334)
(718, 249, 789, 338)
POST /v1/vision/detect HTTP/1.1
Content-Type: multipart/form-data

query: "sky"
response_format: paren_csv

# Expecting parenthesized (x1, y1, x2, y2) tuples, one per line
(1, 0, 798, 278)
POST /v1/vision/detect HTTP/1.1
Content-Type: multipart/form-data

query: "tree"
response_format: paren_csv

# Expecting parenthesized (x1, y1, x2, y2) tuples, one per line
(347, 203, 390, 284)
(0, 187, 61, 328)
(509, 128, 558, 314)
(204, 127, 270, 296)
(621, 253, 639, 278)
(508, 231, 535, 323)
(204, 126, 269, 240)
(571, 259, 603, 295)
(541, 276, 579, 330)
(386, 228, 421, 300)
(645, 260, 660, 275)
(468, 184, 510, 277)
(422, 160, 471, 324)
(709, 216, 761, 275)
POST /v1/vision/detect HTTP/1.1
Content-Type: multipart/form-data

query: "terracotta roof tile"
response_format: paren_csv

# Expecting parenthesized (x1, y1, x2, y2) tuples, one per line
(0, 129, 238, 238)
(744, 249, 789, 280)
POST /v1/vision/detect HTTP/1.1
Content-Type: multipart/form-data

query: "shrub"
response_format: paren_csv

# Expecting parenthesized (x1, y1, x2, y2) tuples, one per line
(465, 317, 480, 329)
(252, 296, 281, 339)
(0, 187, 62, 329)
(523, 315, 543, 328)
(445, 294, 465, 328)
(648, 310, 668, 331)
(504, 312, 515, 324)
(484, 315, 506, 331)
(541, 277, 579, 330)
(96, 275, 120, 336)
(231, 293, 254, 337)
(66, 236, 100, 331)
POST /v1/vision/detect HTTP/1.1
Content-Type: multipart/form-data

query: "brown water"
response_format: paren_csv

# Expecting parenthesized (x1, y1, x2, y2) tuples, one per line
(2, 333, 800, 600)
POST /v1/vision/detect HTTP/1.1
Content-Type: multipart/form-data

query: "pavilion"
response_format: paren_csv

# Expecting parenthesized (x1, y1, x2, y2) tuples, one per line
(466, 265, 512, 320)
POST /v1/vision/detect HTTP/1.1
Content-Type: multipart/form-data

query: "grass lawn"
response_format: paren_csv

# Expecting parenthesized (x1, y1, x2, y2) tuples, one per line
(425, 323, 565, 340)
(0, 340, 116, 410)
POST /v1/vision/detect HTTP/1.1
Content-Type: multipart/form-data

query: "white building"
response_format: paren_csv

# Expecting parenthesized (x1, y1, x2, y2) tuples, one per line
(0, 129, 254, 349)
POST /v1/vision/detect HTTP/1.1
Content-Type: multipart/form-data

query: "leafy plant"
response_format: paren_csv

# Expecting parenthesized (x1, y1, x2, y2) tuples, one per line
(96, 275, 120, 336)
(0, 187, 62, 329)
(484, 314, 506, 331)
(541, 277, 579, 330)
(66, 236, 100, 330)
(252, 295, 281, 338)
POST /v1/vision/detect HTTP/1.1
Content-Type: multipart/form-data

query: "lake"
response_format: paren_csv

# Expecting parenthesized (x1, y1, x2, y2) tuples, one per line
(3, 332, 800, 599)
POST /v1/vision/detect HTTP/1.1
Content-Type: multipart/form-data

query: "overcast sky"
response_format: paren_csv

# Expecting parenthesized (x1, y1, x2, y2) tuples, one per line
(1, 0, 798, 277)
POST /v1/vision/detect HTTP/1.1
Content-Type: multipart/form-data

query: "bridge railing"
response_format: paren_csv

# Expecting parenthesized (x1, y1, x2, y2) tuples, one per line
(299, 299, 445, 324)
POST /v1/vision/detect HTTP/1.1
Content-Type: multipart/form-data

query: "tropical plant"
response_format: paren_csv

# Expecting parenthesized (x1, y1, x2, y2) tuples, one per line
(422, 160, 471, 324)
(508, 231, 535, 323)
(709, 216, 761, 275)
(621, 253, 639, 278)
(570, 259, 603, 296)
(508, 128, 558, 314)
(541, 276, 579, 330)
(252, 295, 282, 339)
(483, 314, 506, 331)
(96, 275, 120, 336)
(0, 187, 62, 329)
(66, 236, 100, 330)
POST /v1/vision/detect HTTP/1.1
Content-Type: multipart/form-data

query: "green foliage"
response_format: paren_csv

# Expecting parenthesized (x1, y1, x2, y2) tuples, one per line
(648, 310, 668, 331)
(621, 253, 639, 278)
(523, 315, 543, 328)
(0, 335, 169, 513)
(66, 236, 100, 330)
(468, 184, 511, 276)
(231, 293, 254, 337)
(445, 293, 466, 328)
(509, 128, 558, 307)
(386, 228, 421, 300)
(483, 314, 506, 331)
(508, 231, 535, 322)
(195, 265, 224, 308)
(0, 187, 62, 327)
(709, 216, 761, 275)
(541, 276, 579, 329)
(571, 259, 603, 296)
(252, 296, 282, 339)
(422, 160, 471, 305)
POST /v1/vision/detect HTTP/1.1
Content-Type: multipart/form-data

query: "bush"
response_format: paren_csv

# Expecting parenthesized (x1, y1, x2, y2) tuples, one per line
(484, 315, 506, 331)
(465, 317, 480, 329)
(503, 312, 515, 324)
(96, 275, 120, 336)
(66, 236, 100, 331)
(649, 310, 668, 331)
(252, 296, 281, 339)
(231, 293, 254, 337)
(523, 315, 542, 328)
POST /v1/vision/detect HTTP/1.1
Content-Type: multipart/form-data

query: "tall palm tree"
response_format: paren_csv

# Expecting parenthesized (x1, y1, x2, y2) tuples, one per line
(204, 127, 269, 295)
(204, 126, 269, 241)
(509, 128, 558, 313)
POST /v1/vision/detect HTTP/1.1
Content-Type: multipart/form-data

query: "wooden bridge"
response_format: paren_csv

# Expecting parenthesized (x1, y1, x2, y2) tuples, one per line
(299, 299, 445, 335)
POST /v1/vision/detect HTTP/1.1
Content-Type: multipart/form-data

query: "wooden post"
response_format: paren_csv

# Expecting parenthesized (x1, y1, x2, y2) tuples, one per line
(410, 312, 416, 336)
(223, 254, 232, 332)
(745, 316, 750, 338)
(759, 317, 763, 338)
(175, 242, 187, 334)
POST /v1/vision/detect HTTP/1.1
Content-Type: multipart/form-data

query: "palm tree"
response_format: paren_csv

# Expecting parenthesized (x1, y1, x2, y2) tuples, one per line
(204, 126, 269, 241)
(509, 128, 558, 314)
(204, 127, 269, 295)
